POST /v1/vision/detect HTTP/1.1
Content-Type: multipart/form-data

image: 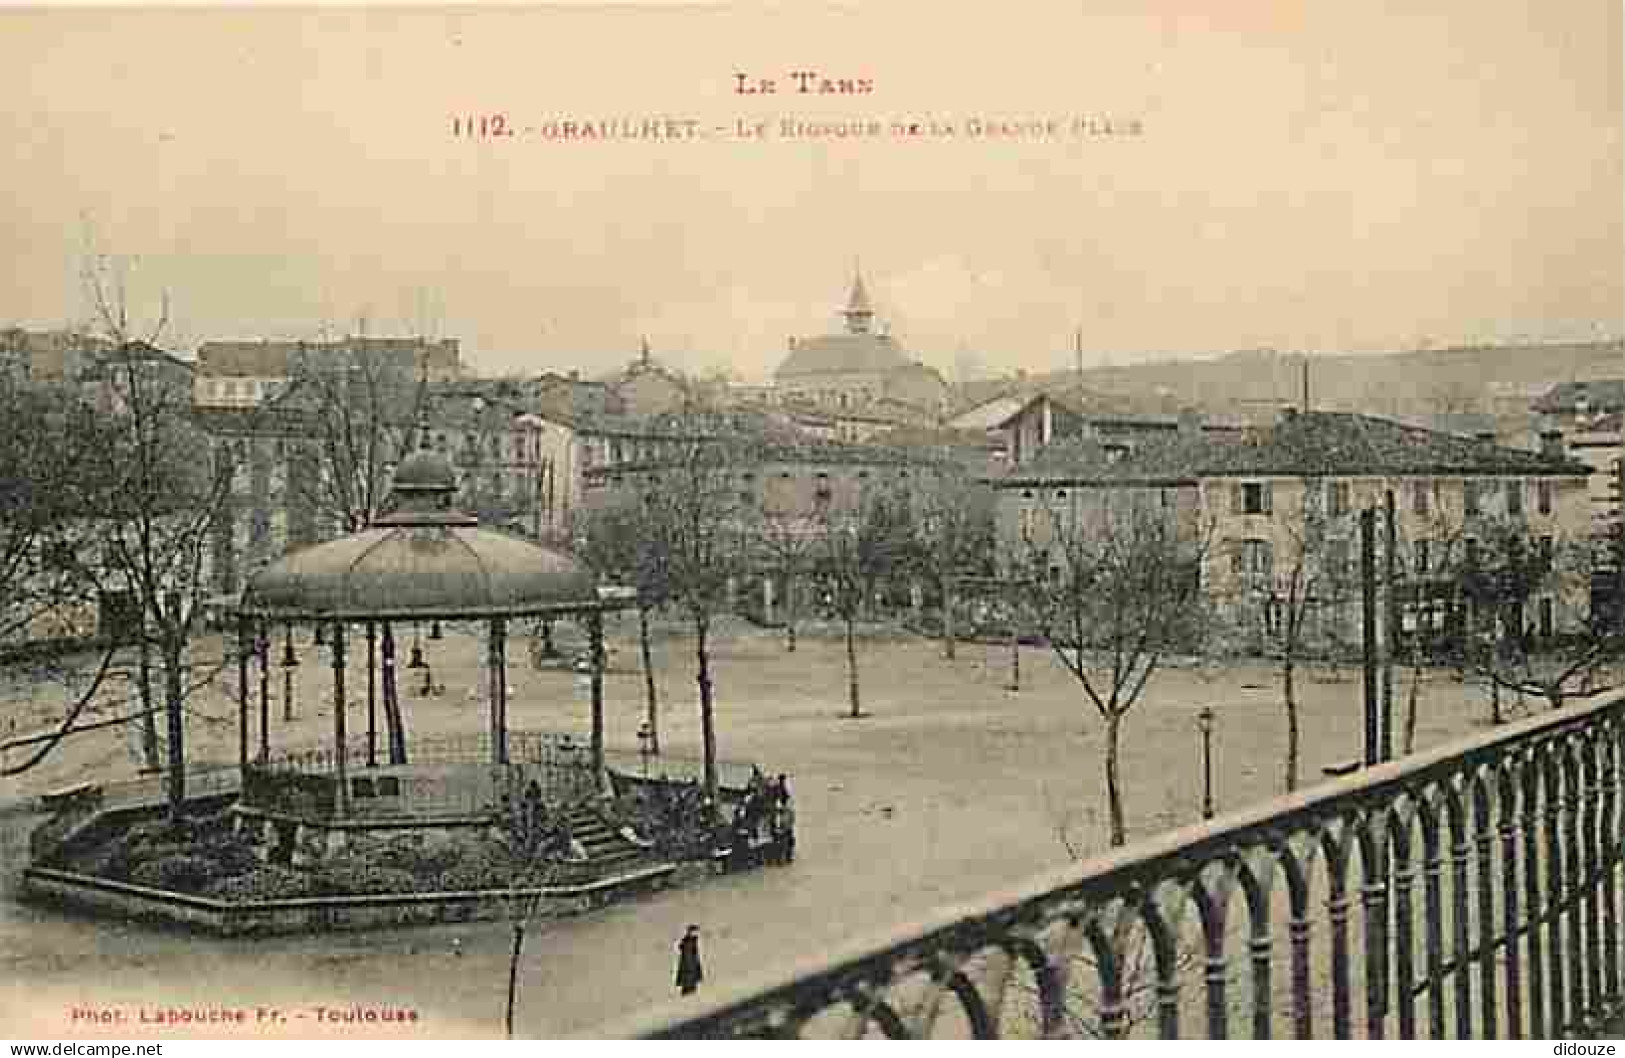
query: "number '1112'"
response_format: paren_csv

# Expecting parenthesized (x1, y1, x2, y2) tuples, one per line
(452, 115, 513, 137)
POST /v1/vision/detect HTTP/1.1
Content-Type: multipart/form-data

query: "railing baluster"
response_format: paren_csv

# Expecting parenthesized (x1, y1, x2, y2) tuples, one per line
(976, 947, 1015, 1038)
(1249, 932, 1272, 1039)
(1545, 754, 1568, 1032)
(1362, 832, 1390, 1039)
(1328, 852, 1354, 1040)
(1565, 740, 1590, 1028)
(1498, 763, 1523, 1038)
(1201, 889, 1229, 1040)
(1155, 976, 1180, 1040)
(1289, 912, 1312, 1039)
(1603, 721, 1622, 1011)
(1471, 774, 1496, 1038)
(1523, 754, 1546, 1038)
(1456, 786, 1482, 1040)
(1392, 814, 1417, 1039)
(1423, 798, 1449, 1038)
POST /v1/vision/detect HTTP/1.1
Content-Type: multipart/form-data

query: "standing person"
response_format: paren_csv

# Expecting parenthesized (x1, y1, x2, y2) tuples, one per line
(675, 925, 704, 996)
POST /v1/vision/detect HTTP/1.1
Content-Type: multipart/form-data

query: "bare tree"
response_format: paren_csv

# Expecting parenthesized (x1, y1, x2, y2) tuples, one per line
(1241, 479, 1352, 793)
(496, 783, 565, 1039)
(1444, 514, 1609, 713)
(750, 499, 816, 654)
(644, 413, 744, 805)
(277, 337, 424, 535)
(917, 465, 994, 661)
(1027, 489, 1209, 847)
(79, 249, 233, 820)
(816, 486, 912, 719)
(577, 494, 669, 755)
(0, 377, 134, 771)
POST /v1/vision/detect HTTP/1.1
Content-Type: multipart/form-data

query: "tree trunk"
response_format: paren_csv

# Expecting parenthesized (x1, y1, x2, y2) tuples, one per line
(1282, 652, 1299, 793)
(639, 606, 660, 755)
(1104, 710, 1126, 848)
(784, 576, 797, 654)
(1008, 624, 1020, 692)
(845, 614, 862, 718)
(505, 923, 525, 1039)
(942, 575, 956, 660)
(137, 632, 159, 771)
(694, 613, 718, 807)
(589, 614, 605, 791)
(1403, 642, 1422, 755)
(163, 635, 186, 822)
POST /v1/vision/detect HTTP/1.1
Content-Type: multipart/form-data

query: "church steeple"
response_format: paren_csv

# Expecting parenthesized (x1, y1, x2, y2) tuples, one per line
(842, 268, 874, 335)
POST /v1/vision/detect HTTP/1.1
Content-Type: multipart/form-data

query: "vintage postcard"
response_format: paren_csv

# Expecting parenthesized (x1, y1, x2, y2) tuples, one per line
(1, 1, 1621, 1042)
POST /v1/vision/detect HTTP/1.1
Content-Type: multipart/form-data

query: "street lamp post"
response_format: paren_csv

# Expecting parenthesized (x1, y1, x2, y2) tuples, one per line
(280, 624, 298, 724)
(637, 721, 653, 780)
(1196, 706, 1216, 821)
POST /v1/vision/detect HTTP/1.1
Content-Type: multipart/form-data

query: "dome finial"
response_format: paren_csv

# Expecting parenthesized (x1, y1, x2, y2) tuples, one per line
(843, 262, 874, 335)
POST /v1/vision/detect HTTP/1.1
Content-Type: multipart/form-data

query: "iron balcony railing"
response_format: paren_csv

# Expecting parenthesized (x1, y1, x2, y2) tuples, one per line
(608, 687, 1625, 1040)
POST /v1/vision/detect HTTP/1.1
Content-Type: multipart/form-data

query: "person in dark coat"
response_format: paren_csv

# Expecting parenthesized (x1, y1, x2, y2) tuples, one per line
(675, 925, 704, 995)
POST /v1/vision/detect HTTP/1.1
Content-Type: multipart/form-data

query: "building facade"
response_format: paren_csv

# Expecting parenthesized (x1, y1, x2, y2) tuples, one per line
(996, 410, 1593, 652)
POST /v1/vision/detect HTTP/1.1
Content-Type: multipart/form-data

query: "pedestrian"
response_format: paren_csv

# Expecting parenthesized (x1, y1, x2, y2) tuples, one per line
(675, 925, 704, 996)
(779, 794, 796, 863)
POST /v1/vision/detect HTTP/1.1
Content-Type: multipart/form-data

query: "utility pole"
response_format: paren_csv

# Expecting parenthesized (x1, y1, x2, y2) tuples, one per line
(1361, 508, 1379, 767)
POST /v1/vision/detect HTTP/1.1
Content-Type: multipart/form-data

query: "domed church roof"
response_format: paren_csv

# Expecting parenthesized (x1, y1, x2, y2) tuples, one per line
(775, 269, 913, 379)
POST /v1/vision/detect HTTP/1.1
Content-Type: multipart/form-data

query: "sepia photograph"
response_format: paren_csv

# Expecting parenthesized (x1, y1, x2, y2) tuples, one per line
(1, 0, 1622, 1041)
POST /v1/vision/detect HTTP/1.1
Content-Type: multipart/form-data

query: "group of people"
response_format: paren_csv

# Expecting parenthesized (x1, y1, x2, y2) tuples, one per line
(508, 779, 586, 861)
(727, 769, 795, 868)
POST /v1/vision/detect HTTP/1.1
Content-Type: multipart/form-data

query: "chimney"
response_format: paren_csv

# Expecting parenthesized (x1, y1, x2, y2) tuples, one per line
(1540, 428, 1565, 461)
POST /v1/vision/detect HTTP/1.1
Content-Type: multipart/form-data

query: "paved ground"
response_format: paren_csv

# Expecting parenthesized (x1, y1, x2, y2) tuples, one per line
(0, 616, 1521, 1038)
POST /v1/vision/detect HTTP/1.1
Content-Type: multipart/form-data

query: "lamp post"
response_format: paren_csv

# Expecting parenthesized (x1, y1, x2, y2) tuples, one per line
(1196, 706, 1216, 821)
(636, 721, 653, 780)
(255, 624, 270, 762)
(280, 624, 298, 723)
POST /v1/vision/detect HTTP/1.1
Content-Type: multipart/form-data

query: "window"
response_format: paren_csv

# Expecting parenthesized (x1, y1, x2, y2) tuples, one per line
(814, 472, 831, 505)
(1538, 597, 1555, 639)
(1465, 537, 1480, 568)
(1537, 480, 1553, 515)
(1464, 480, 1482, 516)
(1412, 480, 1431, 516)
(1303, 479, 1324, 514)
(1414, 539, 1431, 576)
(1326, 537, 1352, 584)
(1538, 535, 1554, 572)
(1329, 481, 1351, 517)
(1234, 481, 1273, 515)
(1234, 538, 1274, 587)
(1506, 479, 1524, 516)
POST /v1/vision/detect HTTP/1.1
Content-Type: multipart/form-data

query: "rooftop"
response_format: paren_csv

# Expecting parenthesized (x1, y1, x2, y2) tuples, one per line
(1000, 410, 1587, 486)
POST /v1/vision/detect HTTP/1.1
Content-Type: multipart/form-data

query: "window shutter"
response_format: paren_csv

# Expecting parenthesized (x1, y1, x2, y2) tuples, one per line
(1231, 483, 1243, 515)
(1262, 482, 1274, 514)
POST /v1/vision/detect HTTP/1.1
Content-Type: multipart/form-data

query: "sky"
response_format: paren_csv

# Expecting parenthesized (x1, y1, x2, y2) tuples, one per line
(1, 2, 1620, 382)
